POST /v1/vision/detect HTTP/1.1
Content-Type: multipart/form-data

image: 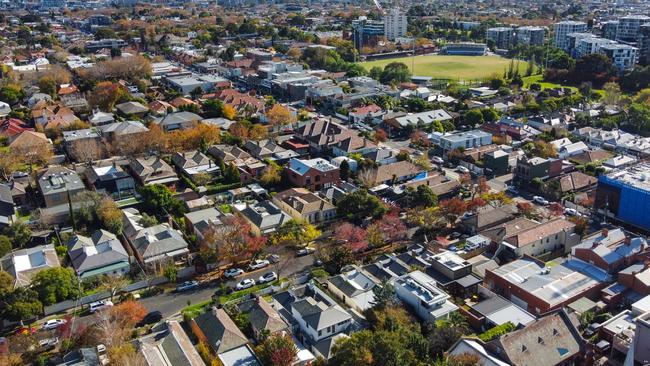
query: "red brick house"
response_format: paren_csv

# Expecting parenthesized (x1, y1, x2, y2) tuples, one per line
(286, 158, 340, 191)
(571, 228, 647, 274)
(618, 262, 650, 295)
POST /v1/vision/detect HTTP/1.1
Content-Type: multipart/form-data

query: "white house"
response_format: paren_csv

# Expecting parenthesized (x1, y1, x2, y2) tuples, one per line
(326, 265, 379, 312)
(395, 270, 458, 322)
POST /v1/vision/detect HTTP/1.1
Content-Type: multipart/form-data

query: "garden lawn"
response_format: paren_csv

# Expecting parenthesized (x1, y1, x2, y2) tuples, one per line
(361, 55, 529, 80)
(522, 75, 606, 97)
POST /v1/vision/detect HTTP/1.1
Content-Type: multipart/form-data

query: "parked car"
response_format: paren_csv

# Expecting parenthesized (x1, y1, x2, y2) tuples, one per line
(136, 311, 163, 327)
(296, 247, 316, 257)
(457, 166, 470, 174)
(506, 186, 519, 195)
(449, 232, 463, 240)
(248, 259, 270, 271)
(42, 319, 67, 331)
(89, 300, 114, 313)
(235, 278, 255, 290)
(224, 268, 244, 278)
(432, 156, 444, 164)
(564, 207, 580, 216)
(258, 271, 278, 284)
(532, 196, 549, 206)
(38, 337, 59, 351)
(267, 254, 280, 264)
(175, 281, 199, 293)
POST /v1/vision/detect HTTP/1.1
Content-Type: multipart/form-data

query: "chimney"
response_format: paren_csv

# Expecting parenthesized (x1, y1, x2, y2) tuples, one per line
(592, 241, 599, 249)
(602, 229, 609, 238)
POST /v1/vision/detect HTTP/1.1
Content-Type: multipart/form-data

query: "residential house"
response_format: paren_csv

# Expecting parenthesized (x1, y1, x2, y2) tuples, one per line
(484, 257, 609, 315)
(286, 158, 340, 192)
(273, 284, 353, 349)
(37, 166, 86, 208)
(67, 230, 130, 280)
(0, 244, 60, 288)
(244, 140, 299, 163)
(460, 204, 518, 235)
(32, 103, 80, 129)
(331, 135, 378, 158)
(122, 208, 190, 266)
(0, 184, 16, 226)
(272, 188, 336, 224)
(551, 138, 589, 159)
(618, 263, 650, 296)
(129, 156, 179, 187)
(439, 130, 493, 153)
(449, 309, 585, 366)
(399, 172, 461, 199)
(514, 157, 562, 183)
(236, 200, 291, 236)
(211, 89, 265, 116)
(171, 151, 220, 184)
(9, 131, 52, 156)
(367, 160, 422, 187)
(394, 270, 458, 322)
(0, 118, 33, 138)
(85, 163, 137, 200)
(0, 101, 10, 117)
(464, 285, 536, 331)
(138, 320, 206, 366)
(218, 345, 262, 366)
(153, 111, 202, 132)
(88, 110, 115, 126)
(362, 146, 399, 166)
(148, 100, 176, 117)
(190, 307, 249, 356)
(571, 228, 646, 274)
(115, 101, 149, 118)
(361, 253, 412, 282)
(8, 180, 27, 207)
(62, 128, 105, 162)
(184, 207, 223, 241)
(295, 119, 355, 154)
(207, 145, 266, 183)
(498, 217, 579, 258)
(384, 109, 453, 134)
(348, 104, 385, 124)
(236, 296, 290, 342)
(326, 265, 379, 312)
(99, 120, 149, 145)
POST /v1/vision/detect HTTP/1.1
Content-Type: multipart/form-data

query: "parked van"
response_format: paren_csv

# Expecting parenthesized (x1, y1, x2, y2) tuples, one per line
(89, 300, 113, 313)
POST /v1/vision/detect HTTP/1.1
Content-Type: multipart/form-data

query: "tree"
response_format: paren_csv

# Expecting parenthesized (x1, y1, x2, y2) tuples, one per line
(480, 191, 512, 208)
(90, 300, 146, 348)
(372, 279, 399, 310)
(516, 201, 537, 219)
(139, 184, 186, 217)
(255, 333, 298, 366)
(193, 172, 213, 187)
(366, 210, 407, 247)
(31, 267, 79, 306)
(202, 98, 226, 118)
(4, 222, 31, 248)
(249, 124, 268, 140)
(107, 343, 146, 366)
(439, 198, 468, 224)
(266, 104, 295, 131)
(0, 83, 25, 105)
(548, 202, 564, 217)
(0, 270, 13, 294)
(88, 81, 128, 112)
(573, 53, 616, 86)
(99, 275, 129, 301)
(334, 223, 368, 252)
(481, 108, 500, 122)
(0, 235, 11, 257)
(340, 159, 350, 181)
(410, 185, 438, 208)
(337, 190, 388, 224)
(1, 287, 43, 321)
(0, 150, 22, 181)
(603, 82, 622, 106)
(96, 198, 123, 234)
(38, 76, 57, 98)
(463, 109, 484, 126)
(223, 104, 237, 120)
(260, 162, 282, 187)
(380, 62, 412, 85)
(190, 86, 204, 100)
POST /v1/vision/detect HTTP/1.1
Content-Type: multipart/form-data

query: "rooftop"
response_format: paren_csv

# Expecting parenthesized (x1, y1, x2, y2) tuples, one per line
(602, 163, 650, 192)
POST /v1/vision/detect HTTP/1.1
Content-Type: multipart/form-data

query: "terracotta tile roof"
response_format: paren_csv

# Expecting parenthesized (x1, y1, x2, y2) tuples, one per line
(559, 172, 597, 193)
(505, 218, 575, 248)
(0, 118, 33, 137)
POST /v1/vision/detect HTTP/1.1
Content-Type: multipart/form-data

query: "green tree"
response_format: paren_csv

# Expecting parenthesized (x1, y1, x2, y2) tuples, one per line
(0, 235, 11, 257)
(336, 190, 388, 223)
(4, 222, 31, 248)
(139, 184, 186, 217)
(31, 267, 79, 306)
(372, 280, 399, 310)
(463, 109, 484, 126)
(0, 84, 25, 105)
(480, 108, 500, 122)
(255, 333, 298, 366)
(38, 76, 57, 98)
(410, 185, 438, 208)
(1, 287, 43, 321)
(202, 98, 226, 118)
(0, 270, 13, 294)
(94, 27, 116, 40)
(369, 66, 383, 80)
(339, 159, 350, 181)
(380, 62, 412, 85)
(627, 102, 650, 133)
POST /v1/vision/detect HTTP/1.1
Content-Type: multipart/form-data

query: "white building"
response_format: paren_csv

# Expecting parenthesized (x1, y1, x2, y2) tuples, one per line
(394, 270, 458, 323)
(617, 15, 650, 42)
(575, 36, 617, 58)
(383, 8, 408, 41)
(600, 43, 638, 71)
(516, 26, 545, 46)
(554, 21, 589, 50)
(486, 27, 515, 49)
(439, 130, 493, 152)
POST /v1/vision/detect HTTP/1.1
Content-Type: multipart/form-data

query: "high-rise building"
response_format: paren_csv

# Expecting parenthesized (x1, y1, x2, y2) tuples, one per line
(599, 43, 638, 71)
(617, 15, 650, 42)
(516, 26, 545, 46)
(602, 21, 619, 40)
(352, 17, 385, 50)
(486, 27, 515, 49)
(638, 23, 650, 65)
(575, 36, 617, 58)
(554, 21, 588, 50)
(565, 32, 596, 56)
(383, 8, 408, 41)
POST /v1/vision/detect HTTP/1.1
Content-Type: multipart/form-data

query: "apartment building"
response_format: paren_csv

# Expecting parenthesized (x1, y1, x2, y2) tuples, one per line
(487, 27, 515, 49)
(516, 26, 545, 46)
(383, 8, 408, 41)
(554, 21, 589, 50)
(439, 130, 492, 153)
(600, 43, 638, 71)
(395, 271, 458, 323)
(617, 15, 650, 42)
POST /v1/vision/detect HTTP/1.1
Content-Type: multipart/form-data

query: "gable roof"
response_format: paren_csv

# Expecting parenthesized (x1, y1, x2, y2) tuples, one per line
(504, 218, 575, 248)
(273, 188, 335, 215)
(139, 320, 206, 366)
(487, 309, 584, 366)
(237, 297, 289, 336)
(67, 229, 129, 277)
(193, 308, 249, 354)
(116, 101, 149, 115)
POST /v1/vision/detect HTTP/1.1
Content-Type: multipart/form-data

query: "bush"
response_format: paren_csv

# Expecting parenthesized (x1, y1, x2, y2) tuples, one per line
(206, 182, 242, 194)
(478, 322, 516, 342)
(310, 268, 330, 279)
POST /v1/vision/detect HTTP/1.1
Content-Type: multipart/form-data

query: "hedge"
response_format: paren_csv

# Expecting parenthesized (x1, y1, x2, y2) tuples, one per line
(478, 321, 516, 342)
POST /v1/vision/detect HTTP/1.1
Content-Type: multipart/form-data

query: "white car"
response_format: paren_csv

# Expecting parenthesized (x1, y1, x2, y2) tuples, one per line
(89, 300, 113, 313)
(456, 166, 470, 174)
(564, 208, 580, 216)
(532, 196, 549, 206)
(258, 271, 278, 284)
(432, 156, 444, 164)
(42, 319, 67, 330)
(235, 278, 255, 290)
(224, 268, 244, 278)
(248, 259, 270, 271)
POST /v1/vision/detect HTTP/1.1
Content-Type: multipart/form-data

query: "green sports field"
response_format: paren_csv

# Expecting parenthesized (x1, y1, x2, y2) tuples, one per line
(360, 55, 530, 81)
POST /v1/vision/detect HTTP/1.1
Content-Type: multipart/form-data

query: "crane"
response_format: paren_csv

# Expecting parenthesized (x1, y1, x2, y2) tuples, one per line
(372, 0, 386, 15)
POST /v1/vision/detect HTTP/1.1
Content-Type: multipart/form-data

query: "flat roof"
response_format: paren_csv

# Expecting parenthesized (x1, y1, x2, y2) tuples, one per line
(602, 163, 650, 192)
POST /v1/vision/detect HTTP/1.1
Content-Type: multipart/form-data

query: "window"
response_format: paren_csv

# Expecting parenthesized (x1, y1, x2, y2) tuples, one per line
(318, 330, 322, 337)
